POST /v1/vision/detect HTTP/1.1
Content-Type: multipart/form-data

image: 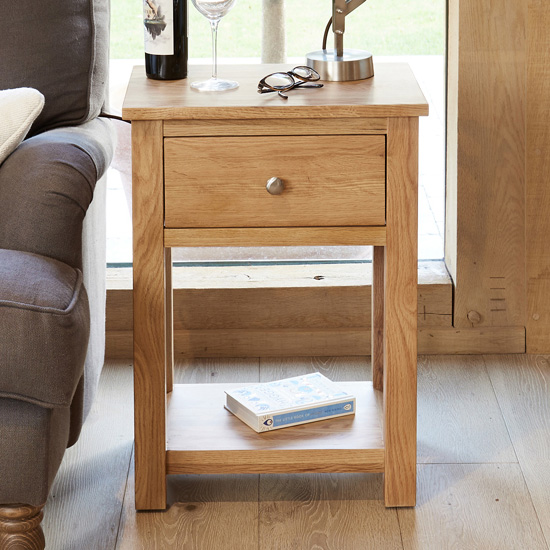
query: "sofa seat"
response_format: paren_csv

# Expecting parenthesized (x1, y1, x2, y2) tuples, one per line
(0, 249, 89, 408)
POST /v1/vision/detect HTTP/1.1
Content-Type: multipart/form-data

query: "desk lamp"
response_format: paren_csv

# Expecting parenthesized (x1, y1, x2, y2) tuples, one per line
(306, 0, 374, 81)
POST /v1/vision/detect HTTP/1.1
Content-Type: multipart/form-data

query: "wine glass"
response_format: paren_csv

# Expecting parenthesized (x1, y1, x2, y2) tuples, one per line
(191, 0, 239, 91)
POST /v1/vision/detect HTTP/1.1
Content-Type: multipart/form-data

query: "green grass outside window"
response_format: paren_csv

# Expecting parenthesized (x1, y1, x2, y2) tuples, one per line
(111, 0, 445, 60)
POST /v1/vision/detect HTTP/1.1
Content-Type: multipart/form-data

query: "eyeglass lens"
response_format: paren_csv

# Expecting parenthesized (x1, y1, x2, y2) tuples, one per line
(291, 66, 319, 81)
(263, 73, 295, 90)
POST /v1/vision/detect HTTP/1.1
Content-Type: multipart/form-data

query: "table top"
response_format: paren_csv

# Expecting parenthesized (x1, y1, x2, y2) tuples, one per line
(122, 62, 429, 121)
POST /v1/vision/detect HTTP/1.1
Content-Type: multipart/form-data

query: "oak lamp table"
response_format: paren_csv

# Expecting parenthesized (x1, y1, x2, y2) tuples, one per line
(122, 63, 428, 510)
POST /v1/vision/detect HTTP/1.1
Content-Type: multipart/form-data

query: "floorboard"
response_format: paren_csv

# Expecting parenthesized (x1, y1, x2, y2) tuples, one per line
(417, 355, 517, 464)
(42, 361, 134, 550)
(173, 357, 260, 384)
(258, 355, 372, 382)
(43, 354, 550, 549)
(259, 473, 402, 550)
(116, 460, 259, 550)
(398, 464, 548, 550)
(115, 358, 260, 550)
(256, 358, 400, 550)
(485, 354, 550, 546)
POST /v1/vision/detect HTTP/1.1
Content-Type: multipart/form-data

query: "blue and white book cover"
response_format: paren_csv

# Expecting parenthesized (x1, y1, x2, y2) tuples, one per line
(224, 373, 356, 432)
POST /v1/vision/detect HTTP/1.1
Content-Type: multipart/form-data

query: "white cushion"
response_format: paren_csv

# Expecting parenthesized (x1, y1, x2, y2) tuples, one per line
(0, 88, 45, 165)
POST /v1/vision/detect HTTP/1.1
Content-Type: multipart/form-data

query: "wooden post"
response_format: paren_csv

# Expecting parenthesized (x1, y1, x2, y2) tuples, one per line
(0, 505, 45, 550)
(165, 247, 174, 393)
(132, 120, 167, 510)
(526, 1, 550, 352)
(372, 246, 385, 391)
(383, 117, 418, 507)
(262, 0, 286, 63)
(446, 0, 526, 330)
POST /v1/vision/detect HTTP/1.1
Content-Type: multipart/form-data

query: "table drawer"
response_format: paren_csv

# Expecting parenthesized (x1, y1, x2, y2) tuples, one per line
(164, 135, 386, 228)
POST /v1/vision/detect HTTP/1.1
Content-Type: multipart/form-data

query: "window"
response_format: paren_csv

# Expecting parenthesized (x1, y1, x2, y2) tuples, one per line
(106, 0, 445, 266)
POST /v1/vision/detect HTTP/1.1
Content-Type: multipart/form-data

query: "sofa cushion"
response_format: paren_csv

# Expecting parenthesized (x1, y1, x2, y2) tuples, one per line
(0, 0, 110, 135)
(0, 88, 44, 165)
(0, 249, 90, 408)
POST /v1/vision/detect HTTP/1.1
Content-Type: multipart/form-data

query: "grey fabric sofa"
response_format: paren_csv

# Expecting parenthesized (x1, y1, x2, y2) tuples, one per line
(0, 1, 115, 548)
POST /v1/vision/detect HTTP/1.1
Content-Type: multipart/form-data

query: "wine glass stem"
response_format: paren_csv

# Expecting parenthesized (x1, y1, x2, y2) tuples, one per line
(210, 20, 220, 80)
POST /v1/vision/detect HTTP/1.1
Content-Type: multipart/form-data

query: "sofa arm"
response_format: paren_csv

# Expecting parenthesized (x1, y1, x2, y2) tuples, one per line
(80, 168, 107, 425)
(64, 167, 108, 444)
(0, 117, 115, 271)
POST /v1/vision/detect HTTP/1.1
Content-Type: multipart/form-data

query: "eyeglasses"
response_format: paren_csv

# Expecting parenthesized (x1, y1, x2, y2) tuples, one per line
(257, 66, 323, 99)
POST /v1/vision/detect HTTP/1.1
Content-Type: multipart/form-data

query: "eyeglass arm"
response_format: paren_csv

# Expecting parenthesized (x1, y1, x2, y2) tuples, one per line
(333, 0, 367, 56)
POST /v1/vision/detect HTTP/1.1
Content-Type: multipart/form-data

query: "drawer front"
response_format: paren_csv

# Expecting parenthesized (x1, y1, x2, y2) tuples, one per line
(164, 135, 386, 228)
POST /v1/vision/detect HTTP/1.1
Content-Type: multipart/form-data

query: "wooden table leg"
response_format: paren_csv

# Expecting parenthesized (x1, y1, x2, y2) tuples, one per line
(383, 117, 418, 507)
(132, 120, 167, 510)
(165, 247, 174, 394)
(372, 246, 385, 391)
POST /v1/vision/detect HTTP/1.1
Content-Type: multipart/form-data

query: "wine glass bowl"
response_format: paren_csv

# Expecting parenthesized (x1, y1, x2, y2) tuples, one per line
(191, 0, 239, 91)
(192, 0, 235, 20)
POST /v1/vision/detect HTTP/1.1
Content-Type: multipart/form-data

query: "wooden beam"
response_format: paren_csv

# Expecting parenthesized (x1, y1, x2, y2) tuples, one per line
(106, 262, 452, 333)
(163, 118, 388, 137)
(447, 0, 527, 329)
(164, 227, 387, 248)
(106, 326, 526, 359)
(104, 260, 526, 358)
(526, 0, 550, 352)
(104, 262, 524, 358)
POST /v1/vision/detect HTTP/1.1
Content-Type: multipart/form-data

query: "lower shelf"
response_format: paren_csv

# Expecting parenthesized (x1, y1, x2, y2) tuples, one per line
(166, 381, 385, 475)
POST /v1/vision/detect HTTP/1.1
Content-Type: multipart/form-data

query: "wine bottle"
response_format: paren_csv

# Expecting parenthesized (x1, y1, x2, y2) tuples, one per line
(143, 0, 188, 80)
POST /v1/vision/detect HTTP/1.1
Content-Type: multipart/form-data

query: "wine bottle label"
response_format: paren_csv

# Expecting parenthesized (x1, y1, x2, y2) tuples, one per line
(143, 0, 174, 55)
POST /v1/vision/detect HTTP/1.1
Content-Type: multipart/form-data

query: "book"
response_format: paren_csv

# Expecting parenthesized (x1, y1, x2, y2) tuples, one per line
(224, 372, 356, 433)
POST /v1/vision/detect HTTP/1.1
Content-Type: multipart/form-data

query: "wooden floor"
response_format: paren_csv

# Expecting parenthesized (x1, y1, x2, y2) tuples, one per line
(43, 355, 550, 549)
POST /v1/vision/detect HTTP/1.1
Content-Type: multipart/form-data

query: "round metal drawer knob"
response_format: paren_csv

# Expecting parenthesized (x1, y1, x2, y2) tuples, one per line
(266, 177, 285, 195)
